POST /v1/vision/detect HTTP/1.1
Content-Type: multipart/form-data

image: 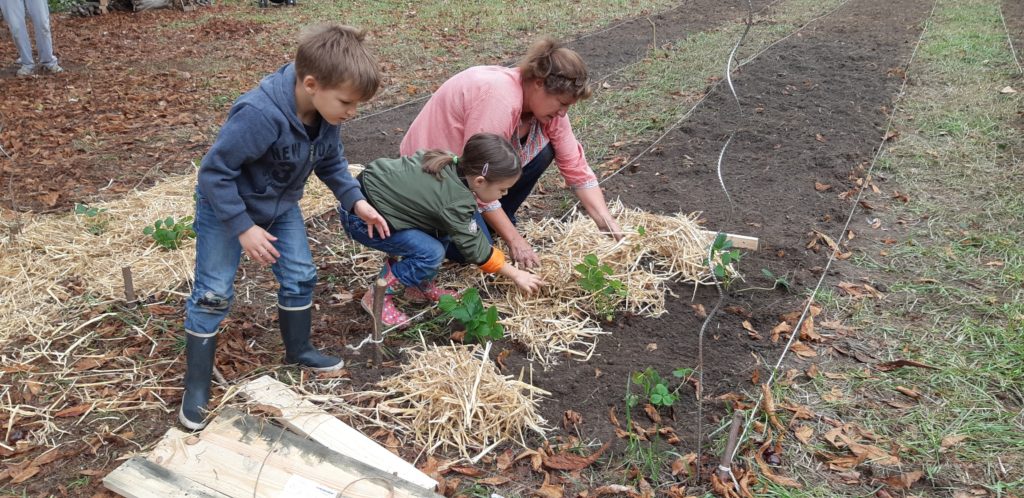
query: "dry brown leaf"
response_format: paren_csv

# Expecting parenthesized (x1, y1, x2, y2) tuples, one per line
(592, 484, 637, 497)
(9, 465, 40, 484)
(880, 470, 923, 490)
(638, 476, 655, 498)
(750, 369, 761, 385)
(496, 449, 514, 471)
(542, 441, 610, 471)
(840, 435, 900, 465)
(875, 359, 938, 371)
(815, 133, 828, 143)
(794, 425, 814, 444)
(563, 410, 583, 431)
(820, 320, 857, 334)
(742, 320, 762, 340)
(691, 303, 707, 318)
(55, 404, 91, 418)
(478, 476, 510, 486)
(315, 368, 350, 379)
(723, 305, 752, 318)
(780, 402, 816, 420)
(755, 442, 802, 489)
(448, 465, 484, 477)
(643, 404, 661, 424)
(771, 322, 792, 343)
(806, 364, 820, 378)
(815, 182, 833, 192)
(608, 406, 621, 428)
(941, 434, 967, 450)
(495, 349, 510, 371)
(790, 341, 818, 358)
(645, 343, 658, 352)
(827, 453, 866, 471)
(536, 484, 564, 498)
(895, 386, 921, 399)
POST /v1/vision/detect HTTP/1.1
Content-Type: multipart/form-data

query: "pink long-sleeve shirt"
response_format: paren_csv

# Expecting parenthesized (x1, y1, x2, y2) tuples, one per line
(400, 66, 599, 191)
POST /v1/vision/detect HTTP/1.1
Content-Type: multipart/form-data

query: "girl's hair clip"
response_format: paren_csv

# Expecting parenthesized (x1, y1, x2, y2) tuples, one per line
(481, 162, 489, 176)
(451, 155, 459, 165)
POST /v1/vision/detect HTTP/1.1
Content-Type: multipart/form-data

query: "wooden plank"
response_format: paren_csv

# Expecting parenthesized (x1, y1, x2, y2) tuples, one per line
(699, 230, 760, 251)
(147, 412, 441, 498)
(238, 375, 438, 490)
(103, 456, 229, 498)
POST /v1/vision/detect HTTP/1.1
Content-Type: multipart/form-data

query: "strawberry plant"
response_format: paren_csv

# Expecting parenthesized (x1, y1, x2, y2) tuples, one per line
(73, 203, 108, 235)
(438, 288, 504, 343)
(143, 215, 195, 250)
(708, 232, 742, 283)
(575, 253, 627, 321)
(626, 367, 695, 409)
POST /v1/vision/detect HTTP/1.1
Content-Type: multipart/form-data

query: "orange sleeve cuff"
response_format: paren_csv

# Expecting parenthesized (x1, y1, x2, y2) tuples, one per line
(479, 247, 505, 274)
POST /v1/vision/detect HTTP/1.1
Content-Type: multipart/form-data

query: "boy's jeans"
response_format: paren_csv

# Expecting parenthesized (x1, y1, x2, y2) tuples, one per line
(340, 207, 445, 289)
(185, 194, 317, 335)
(0, 0, 58, 69)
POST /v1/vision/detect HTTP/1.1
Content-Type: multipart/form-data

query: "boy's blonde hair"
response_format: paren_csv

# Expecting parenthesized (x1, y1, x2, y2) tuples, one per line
(518, 37, 592, 100)
(295, 24, 381, 99)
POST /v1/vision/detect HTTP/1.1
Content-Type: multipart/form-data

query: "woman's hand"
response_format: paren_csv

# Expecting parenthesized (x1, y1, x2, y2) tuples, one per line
(239, 225, 280, 266)
(353, 200, 390, 239)
(507, 238, 541, 269)
(600, 216, 625, 241)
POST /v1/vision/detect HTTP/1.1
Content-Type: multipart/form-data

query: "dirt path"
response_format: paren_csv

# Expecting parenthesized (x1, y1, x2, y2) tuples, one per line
(514, 0, 936, 450)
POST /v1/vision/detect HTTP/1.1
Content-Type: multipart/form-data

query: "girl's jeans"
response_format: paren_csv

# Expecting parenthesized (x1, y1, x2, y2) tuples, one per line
(184, 194, 317, 334)
(0, 0, 57, 69)
(340, 207, 446, 289)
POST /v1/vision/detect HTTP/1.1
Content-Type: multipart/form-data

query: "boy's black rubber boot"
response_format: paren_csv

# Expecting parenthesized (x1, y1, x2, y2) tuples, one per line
(178, 331, 217, 431)
(258, 0, 268, 7)
(285, 0, 296, 5)
(279, 304, 344, 371)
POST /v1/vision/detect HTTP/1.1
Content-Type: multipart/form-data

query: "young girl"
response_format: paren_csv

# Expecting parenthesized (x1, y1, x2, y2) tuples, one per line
(341, 133, 544, 327)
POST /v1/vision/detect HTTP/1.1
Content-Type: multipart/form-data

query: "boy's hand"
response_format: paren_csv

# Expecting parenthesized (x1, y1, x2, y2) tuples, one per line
(509, 267, 543, 295)
(353, 200, 390, 239)
(239, 226, 280, 266)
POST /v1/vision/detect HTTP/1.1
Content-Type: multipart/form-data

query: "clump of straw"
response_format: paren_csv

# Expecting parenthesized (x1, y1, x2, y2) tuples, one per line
(454, 200, 739, 366)
(367, 343, 549, 459)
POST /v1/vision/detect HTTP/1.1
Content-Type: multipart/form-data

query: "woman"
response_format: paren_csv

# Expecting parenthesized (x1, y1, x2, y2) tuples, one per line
(400, 37, 623, 268)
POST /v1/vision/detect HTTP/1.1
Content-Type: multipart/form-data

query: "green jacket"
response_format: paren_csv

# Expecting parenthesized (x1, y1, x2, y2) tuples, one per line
(360, 152, 493, 265)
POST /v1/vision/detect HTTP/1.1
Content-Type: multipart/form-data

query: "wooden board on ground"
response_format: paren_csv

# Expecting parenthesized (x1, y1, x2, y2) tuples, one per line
(141, 410, 441, 498)
(103, 457, 229, 498)
(699, 230, 760, 251)
(238, 375, 438, 490)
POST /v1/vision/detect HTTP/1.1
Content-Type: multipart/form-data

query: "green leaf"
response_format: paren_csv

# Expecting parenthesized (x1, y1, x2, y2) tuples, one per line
(164, 216, 174, 227)
(714, 265, 726, 278)
(584, 254, 598, 266)
(143, 226, 154, 235)
(636, 226, 646, 236)
(672, 368, 693, 378)
(438, 294, 457, 312)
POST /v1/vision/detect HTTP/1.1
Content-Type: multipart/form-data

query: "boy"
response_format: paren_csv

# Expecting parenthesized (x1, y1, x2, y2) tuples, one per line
(180, 24, 389, 430)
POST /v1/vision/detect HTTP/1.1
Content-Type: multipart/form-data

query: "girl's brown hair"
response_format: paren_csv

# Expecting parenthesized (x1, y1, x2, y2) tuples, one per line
(518, 37, 592, 100)
(295, 24, 381, 100)
(421, 133, 521, 181)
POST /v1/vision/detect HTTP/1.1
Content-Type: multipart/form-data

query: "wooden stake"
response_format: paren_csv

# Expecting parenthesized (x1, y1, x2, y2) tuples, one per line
(717, 410, 745, 482)
(122, 266, 136, 303)
(371, 278, 387, 366)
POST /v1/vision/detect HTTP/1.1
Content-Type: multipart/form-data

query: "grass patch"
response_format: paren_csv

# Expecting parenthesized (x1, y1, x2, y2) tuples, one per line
(779, 0, 1024, 494)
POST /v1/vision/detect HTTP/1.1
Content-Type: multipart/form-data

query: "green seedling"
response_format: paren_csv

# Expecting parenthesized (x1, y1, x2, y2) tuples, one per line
(627, 367, 694, 410)
(761, 268, 793, 292)
(73, 203, 108, 235)
(575, 253, 627, 321)
(438, 288, 504, 343)
(708, 232, 742, 283)
(143, 215, 195, 250)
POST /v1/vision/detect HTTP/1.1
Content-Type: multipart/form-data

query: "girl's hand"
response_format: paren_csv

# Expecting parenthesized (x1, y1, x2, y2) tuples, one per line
(353, 200, 390, 239)
(239, 225, 280, 266)
(508, 238, 541, 269)
(510, 267, 543, 295)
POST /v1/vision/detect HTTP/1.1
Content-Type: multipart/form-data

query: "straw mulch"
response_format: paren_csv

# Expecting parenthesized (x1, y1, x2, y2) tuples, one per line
(430, 201, 738, 367)
(0, 170, 344, 343)
(362, 343, 549, 460)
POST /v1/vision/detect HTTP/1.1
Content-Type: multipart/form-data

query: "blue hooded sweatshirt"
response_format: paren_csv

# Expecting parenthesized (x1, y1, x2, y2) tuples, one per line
(198, 63, 364, 238)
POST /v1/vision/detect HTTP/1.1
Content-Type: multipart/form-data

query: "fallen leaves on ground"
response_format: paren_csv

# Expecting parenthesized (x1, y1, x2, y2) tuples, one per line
(875, 359, 938, 371)
(542, 441, 610, 471)
(878, 470, 923, 490)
